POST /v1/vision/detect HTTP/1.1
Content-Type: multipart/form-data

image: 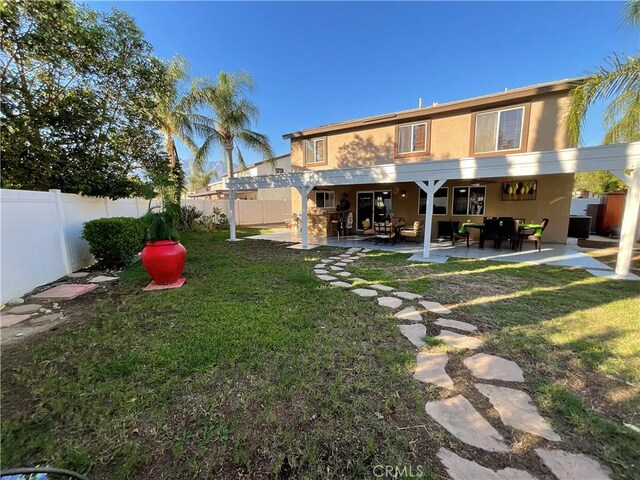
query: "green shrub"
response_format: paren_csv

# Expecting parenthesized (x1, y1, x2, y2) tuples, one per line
(178, 205, 203, 231)
(82, 217, 145, 267)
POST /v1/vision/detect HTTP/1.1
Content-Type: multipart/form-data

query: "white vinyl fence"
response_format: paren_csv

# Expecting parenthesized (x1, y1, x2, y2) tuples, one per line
(1, 189, 289, 302)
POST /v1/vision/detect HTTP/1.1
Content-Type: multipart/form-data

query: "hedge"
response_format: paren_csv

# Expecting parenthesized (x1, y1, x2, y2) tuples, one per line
(82, 217, 145, 268)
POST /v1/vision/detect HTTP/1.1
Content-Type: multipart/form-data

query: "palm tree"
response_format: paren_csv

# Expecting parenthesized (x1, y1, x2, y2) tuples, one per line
(567, 0, 640, 146)
(192, 71, 274, 178)
(188, 160, 218, 192)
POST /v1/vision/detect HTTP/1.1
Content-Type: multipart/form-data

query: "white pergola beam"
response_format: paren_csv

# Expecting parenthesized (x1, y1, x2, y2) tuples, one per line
(416, 179, 447, 259)
(294, 185, 314, 249)
(228, 189, 237, 241)
(615, 158, 640, 276)
(609, 170, 632, 186)
(228, 143, 640, 191)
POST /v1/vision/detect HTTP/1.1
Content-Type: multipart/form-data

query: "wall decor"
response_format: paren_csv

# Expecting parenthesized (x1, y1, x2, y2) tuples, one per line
(502, 180, 537, 201)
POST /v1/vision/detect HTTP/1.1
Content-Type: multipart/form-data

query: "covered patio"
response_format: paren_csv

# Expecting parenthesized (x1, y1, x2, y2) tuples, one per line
(228, 143, 640, 278)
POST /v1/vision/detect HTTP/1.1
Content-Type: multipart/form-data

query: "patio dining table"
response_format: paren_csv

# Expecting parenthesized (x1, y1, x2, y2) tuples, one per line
(458, 222, 485, 235)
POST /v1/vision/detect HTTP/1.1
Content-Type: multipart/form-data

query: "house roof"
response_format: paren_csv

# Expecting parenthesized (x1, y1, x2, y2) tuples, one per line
(282, 77, 585, 140)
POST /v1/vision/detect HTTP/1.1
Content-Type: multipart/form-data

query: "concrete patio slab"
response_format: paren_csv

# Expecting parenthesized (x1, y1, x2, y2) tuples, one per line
(395, 306, 422, 322)
(476, 384, 561, 441)
(408, 254, 449, 263)
(419, 300, 452, 315)
(317, 274, 337, 281)
(437, 448, 536, 480)
(463, 353, 524, 382)
(33, 284, 97, 300)
(535, 449, 611, 480)
(437, 330, 483, 349)
(414, 352, 454, 389)
(7, 304, 42, 314)
(586, 269, 640, 280)
(424, 395, 509, 452)
(378, 296, 403, 309)
(352, 288, 378, 297)
(435, 318, 477, 332)
(1, 314, 32, 329)
(398, 324, 426, 347)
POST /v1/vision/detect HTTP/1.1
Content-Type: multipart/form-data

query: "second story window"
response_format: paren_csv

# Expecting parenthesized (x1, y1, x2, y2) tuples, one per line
(305, 137, 326, 165)
(473, 106, 525, 154)
(397, 122, 428, 155)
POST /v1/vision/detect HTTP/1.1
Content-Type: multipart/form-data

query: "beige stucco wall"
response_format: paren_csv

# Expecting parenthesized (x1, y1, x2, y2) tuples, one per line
(298, 173, 573, 243)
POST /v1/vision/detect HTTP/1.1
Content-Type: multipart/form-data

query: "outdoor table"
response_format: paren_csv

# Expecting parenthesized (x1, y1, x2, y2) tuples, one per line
(518, 223, 544, 236)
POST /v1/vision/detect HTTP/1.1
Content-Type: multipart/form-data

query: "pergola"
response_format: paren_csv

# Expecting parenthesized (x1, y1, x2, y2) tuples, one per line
(228, 142, 640, 277)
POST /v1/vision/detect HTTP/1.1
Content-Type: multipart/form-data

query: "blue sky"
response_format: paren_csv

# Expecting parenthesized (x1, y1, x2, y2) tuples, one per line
(92, 1, 638, 170)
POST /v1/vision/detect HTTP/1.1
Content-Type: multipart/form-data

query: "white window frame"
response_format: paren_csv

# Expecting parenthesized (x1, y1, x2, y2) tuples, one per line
(451, 185, 487, 216)
(305, 137, 326, 164)
(275, 168, 285, 174)
(314, 190, 335, 209)
(474, 106, 525, 155)
(418, 186, 448, 216)
(397, 122, 428, 154)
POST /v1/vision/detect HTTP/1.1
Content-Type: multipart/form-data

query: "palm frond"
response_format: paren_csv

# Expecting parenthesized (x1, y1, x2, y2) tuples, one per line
(623, 0, 640, 27)
(236, 129, 275, 161)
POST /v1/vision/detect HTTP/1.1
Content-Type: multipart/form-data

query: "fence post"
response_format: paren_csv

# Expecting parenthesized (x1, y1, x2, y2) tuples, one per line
(104, 197, 110, 217)
(50, 189, 72, 274)
(261, 199, 265, 224)
(136, 197, 141, 217)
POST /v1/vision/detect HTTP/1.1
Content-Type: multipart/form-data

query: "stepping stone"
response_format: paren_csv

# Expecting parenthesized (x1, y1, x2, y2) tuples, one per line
(437, 330, 483, 350)
(329, 256, 343, 260)
(6, 297, 24, 306)
(476, 384, 560, 441)
(419, 300, 452, 315)
(394, 291, 422, 300)
(29, 313, 63, 324)
(395, 306, 422, 322)
(424, 395, 508, 452)
(329, 266, 344, 271)
(1, 314, 32, 329)
(320, 259, 332, 263)
(378, 296, 403, 309)
(7, 304, 42, 314)
(336, 271, 352, 277)
(314, 263, 325, 268)
(435, 318, 477, 333)
(89, 275, 118, 283)
(67, 272, 90, 279)
(361, 249, 372, 253)
(341, 259, 355, 263)
(335, 262, 348, 267)
(535, 449, 611, 480)
(398, 324, 426, 348)
(437, 448, 537, 480)
(463, 353, 524, 382)
(33, 284, 97, 299)
(314, 269, 329, 274)
(414, 352, 454, 389)
(370, 284, 394, 292)
(352, 288, 377, 297)
(350, 277, 367, 283)
(329, 281, 352, 288)
(317, 274, 338, 281)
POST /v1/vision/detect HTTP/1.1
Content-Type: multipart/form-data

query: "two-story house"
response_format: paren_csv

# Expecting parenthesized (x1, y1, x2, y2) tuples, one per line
(284, 79, 576, 244)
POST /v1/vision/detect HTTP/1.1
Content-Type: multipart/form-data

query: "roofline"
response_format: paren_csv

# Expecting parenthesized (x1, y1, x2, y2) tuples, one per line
(218, 153, 290, 179)
(282, 77, 585, 140)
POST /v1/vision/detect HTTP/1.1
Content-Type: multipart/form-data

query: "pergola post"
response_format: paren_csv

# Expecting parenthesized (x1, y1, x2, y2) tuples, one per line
(228, 189, 237, 241)
(416, 179, 447, 259)
(615, 158, 640, 276)
(295, 185, 314, 249)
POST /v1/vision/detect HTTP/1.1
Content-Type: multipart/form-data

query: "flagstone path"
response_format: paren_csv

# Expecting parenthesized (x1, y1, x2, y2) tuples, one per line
(313, 247, 612, 480)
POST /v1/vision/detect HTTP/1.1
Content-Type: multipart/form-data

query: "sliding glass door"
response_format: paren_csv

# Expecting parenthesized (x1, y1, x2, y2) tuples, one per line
(356, 190, 392, 230)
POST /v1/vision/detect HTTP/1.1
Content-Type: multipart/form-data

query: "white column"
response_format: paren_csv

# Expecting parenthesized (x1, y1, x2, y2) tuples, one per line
(50, 189, 72, 274)
(615, 159, 640, 276)
(295, 185, 313, 249)
(416, 179, 446, 259)
(229, 189, 237, 241)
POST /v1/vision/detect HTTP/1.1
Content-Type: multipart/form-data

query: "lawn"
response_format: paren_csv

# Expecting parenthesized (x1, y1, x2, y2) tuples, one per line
(2, 231, 639, 479)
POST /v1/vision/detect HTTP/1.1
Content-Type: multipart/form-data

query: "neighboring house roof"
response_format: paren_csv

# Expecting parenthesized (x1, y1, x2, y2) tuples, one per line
(282, 77, 585, 140)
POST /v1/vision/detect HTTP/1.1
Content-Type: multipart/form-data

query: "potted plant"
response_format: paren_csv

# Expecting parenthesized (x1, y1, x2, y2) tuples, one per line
(141, 206, 186, 285)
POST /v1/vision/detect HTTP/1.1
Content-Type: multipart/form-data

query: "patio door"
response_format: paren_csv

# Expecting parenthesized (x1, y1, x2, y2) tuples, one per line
(356, 190, 392, 230)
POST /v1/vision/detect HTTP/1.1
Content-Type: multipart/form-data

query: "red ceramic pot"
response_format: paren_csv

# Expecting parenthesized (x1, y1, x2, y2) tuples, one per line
(141, 240, 186, 285)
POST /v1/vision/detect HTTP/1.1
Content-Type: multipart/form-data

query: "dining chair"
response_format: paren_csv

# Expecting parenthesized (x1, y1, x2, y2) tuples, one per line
(482, 219, 501, 249)
(400, 221, 424, 243)
(499, 218, 519, 250)
(374, 222, 396, 244)
(450, 220, 469, 247)
(519, 218, 550, 252)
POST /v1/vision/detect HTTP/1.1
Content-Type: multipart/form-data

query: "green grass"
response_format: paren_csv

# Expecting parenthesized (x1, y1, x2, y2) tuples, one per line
(2, 234, 639, 479)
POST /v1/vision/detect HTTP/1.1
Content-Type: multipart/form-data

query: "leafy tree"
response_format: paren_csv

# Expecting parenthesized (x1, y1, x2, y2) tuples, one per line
(188, 160, 218, 191)
(192, 72, 274, 178)
(567, 1, 639, 145)
(1, 0, 168, 198)
(574, 171, 626, 195)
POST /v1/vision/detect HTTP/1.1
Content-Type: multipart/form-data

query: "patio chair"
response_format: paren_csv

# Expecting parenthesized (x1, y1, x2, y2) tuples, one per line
(450, 220, 469, 247)
(374, 222, 396, 244)
(519, 218, 549, 252)
(499, 218, 519, 250)
(362, 218, 375, 236)
(400, 220, 424, 243)
(481, 218, 501, 249)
